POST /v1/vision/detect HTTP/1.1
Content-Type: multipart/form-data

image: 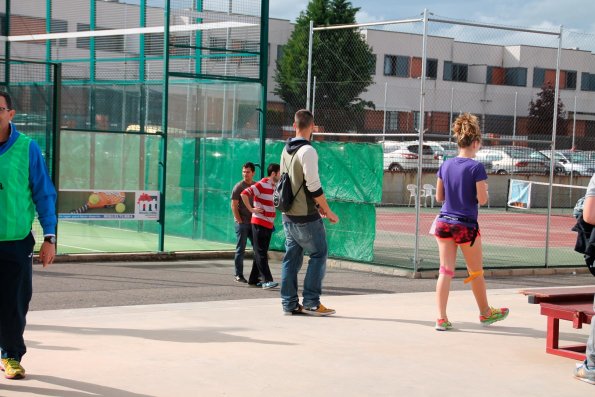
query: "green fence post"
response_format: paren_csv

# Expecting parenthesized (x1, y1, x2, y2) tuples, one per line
(158, 0, 172, 252)
(4, 0, 10, 84)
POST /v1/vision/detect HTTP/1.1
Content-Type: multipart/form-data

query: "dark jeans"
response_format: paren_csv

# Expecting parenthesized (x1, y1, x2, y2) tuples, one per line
(234, 222, 257, 279)
(0, 233, 35, 362)
(251, 224, 274, 283)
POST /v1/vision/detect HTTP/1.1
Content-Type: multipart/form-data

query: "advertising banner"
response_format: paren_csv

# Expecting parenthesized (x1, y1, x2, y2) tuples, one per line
(58, 190, 160, 220)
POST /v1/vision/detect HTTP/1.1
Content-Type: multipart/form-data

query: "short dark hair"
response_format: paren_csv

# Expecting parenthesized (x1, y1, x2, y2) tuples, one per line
(243, 162, 255, 172)
(294, 109, 314, 130)
(267, 163, 280, 176)
(0, 91, 13, 110)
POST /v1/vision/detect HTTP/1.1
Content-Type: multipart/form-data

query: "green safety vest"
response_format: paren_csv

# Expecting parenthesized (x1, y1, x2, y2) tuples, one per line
(0, 134, 35, 241)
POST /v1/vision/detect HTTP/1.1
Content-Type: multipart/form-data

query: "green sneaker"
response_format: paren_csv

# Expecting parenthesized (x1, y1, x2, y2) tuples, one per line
(435, 318, 453, 331)
(1, 358, 26, 379)
(480, 307, 509, 326)
(574, 361, 595, 385)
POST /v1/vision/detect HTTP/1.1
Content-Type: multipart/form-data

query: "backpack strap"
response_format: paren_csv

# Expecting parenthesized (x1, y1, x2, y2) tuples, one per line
(282, 146, 307, 200)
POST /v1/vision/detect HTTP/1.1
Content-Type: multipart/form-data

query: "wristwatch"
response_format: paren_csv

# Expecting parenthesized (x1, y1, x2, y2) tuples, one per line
(44, 236, 57, 244)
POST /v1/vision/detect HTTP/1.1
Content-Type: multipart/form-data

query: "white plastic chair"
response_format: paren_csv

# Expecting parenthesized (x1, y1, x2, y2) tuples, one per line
(407, 184, 418, 207)
(422, 184, 435, 208)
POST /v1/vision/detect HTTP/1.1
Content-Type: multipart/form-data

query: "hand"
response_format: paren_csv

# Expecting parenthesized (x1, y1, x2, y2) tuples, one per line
(39, 241, 56, 268)
(317, 205, 327, 217)
(251, 207, 264, 214)
(325, 210, 339, 224)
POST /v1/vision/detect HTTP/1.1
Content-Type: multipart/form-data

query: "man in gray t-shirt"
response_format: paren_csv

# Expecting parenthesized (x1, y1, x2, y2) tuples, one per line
(230, 162, 257, 283)
(574, 173, 595, 385)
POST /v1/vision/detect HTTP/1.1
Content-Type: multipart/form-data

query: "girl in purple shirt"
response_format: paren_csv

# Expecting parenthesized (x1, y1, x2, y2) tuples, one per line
(433, 113, 509, 331)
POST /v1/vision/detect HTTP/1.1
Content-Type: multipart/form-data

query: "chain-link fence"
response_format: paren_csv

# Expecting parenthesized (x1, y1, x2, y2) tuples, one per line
(299, 11, 595, 271)
(1, 0, 268, 254)
(0, 59, 60, 250)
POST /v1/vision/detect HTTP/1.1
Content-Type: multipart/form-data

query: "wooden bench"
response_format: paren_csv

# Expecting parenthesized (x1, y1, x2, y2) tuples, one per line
(520, 287, 595, 360)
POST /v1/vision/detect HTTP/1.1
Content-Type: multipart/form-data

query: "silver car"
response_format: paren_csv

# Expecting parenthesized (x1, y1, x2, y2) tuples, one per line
(476, 146, 549, 175)
(383, 142, 440, 172)
(540, 150, 594, 176)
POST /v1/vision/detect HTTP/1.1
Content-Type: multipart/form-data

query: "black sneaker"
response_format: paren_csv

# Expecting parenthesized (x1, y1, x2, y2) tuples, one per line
(234, 275, 248, 283)
(283, 304, 304, 316)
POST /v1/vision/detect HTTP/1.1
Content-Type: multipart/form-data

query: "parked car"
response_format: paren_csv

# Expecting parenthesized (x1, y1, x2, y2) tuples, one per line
(383, 141, 440, 172)
(427, 141, 459, 159)
(475, 146, 551, 175)
(540, 150, 594, 176)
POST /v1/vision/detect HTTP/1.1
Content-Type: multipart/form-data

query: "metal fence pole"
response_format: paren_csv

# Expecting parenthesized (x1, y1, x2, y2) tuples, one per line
(382, 82, 387, 141)
(158, 0, 172, 252)
(570, 96, 577, 200)
(259, 0, 269, 178)
(413, 8, 429, 273)
(448, 86, 453, 142)
(312, 76, 317, 115)
(306, 20, 313, 110)
(544, 25, 563, 268)
(512, 91, 518, 142)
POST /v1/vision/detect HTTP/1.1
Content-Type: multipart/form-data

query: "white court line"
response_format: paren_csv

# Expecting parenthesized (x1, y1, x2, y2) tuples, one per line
(0, 21, 257, 42)
(58, 244, 104, 253)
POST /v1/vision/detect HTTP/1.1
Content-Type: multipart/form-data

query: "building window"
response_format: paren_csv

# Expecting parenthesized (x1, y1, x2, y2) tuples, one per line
(426, 59, 438, 79)
(208, 36, 226, 54)
(581, 72, 595, 92)
(505, 67, 527, 87)
(145, 33, 164, 56)
(384, 55, 409, 77)
(488, 67, 527, 87)
(368, 53, 376, 76)
(242, 40, 259, 65)
(385, 111, 398, 130)
(566, 70, 577, 90)
(170, 35, 191, 56)
(410, 57, 437, 79)
(413, 111, 420, 131)
(534, 67, 577, 89)
(443, 61, 468, 82)
(76, 23, 124, 53)
(277, 44, 285, 62)
(51, 19, 68, 47)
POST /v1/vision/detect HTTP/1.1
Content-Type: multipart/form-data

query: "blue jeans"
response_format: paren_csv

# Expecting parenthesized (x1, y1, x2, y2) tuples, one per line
(234, 223, 255, 278)
(586, 296, 595, 368)
(280, 218, 328, 312)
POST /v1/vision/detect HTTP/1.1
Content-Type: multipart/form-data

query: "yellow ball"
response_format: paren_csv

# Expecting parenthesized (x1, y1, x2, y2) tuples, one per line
(115, 203, 126, 213)
(88, 193, 100, 205)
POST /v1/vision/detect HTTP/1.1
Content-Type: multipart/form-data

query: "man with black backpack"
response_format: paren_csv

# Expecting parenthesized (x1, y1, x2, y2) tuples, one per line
(279, 109, 339, 316)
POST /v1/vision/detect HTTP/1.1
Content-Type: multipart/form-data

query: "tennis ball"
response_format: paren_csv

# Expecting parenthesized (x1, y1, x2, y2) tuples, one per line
(115, 203, 126, 213)
(88, 193, 100, 205)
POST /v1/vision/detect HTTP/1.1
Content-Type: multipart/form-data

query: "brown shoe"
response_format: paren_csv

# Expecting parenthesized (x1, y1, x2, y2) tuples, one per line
(303, 303, 335, 316)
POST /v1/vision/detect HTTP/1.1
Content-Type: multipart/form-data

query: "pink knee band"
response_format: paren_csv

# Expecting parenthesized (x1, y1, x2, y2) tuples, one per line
(439, 266, 455, 277)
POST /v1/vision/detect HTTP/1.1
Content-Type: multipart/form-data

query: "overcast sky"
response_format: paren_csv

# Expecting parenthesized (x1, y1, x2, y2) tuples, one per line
(270, 0, 595, 35)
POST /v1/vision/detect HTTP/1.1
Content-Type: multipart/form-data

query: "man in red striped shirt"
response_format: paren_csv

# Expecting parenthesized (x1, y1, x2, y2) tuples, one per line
(241, 163, 281, 289)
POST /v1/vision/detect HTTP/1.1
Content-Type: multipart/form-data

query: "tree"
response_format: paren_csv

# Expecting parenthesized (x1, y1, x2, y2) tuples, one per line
(527, 84, 566, 141)
(273, 0, 375, 133)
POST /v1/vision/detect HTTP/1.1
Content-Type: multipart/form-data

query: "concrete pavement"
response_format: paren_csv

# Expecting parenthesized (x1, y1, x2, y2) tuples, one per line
(1, 287, 592, 396)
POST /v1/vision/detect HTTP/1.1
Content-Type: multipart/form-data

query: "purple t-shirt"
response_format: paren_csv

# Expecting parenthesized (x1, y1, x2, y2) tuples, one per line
(437, 157, 488, 221)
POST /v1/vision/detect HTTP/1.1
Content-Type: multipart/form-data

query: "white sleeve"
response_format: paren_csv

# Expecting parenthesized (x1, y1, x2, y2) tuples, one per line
(299, 146, 323, 195)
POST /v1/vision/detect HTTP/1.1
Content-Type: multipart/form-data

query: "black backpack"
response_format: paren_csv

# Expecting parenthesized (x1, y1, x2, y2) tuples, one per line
(274, 150, 304, 212)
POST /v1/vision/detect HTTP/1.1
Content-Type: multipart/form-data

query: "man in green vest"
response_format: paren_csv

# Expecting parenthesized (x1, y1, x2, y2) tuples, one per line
(0, 91, 57, 380)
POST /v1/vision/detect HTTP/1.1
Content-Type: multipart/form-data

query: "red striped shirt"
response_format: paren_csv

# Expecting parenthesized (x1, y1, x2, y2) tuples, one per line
(241, 177, 276, 229)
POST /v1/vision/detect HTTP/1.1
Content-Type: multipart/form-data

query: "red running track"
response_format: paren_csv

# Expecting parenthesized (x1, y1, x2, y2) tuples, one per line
(376, 210, 576, 248)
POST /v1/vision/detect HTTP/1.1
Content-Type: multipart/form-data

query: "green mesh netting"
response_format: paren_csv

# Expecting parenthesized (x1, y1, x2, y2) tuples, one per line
(58, 134, 383, 262)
